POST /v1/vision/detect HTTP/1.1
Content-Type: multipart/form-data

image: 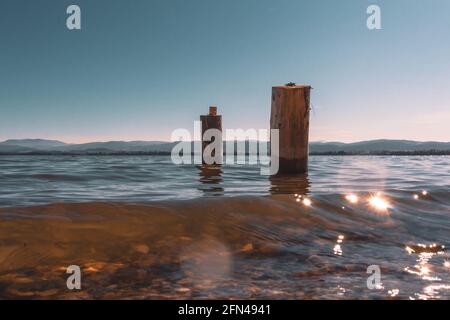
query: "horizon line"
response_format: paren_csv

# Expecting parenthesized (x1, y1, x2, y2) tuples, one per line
(1, 138, 450, 145)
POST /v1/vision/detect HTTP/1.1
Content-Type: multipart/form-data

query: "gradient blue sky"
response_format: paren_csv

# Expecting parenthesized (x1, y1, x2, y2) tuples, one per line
(1, 0, 449, 143)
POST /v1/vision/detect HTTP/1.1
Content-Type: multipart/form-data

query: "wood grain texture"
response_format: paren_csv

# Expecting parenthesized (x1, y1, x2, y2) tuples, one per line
(270, 85, 311, 174)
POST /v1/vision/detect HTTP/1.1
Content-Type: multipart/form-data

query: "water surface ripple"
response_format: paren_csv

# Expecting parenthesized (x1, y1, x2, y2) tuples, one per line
(0, 155, 449, 299)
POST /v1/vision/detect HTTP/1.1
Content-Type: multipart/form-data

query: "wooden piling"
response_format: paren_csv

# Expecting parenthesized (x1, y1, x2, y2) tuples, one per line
(200, 106, 223, 164)
(270, 85, 311, 174)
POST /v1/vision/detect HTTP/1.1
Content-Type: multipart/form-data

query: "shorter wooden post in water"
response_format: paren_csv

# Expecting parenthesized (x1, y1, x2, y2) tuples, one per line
(200, 106, 223, 164)
(270, 84, 311, 174)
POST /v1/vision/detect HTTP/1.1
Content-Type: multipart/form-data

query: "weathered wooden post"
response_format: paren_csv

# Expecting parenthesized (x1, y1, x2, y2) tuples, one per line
(270, 84, 311, 174)
(200, 106, 223, 164)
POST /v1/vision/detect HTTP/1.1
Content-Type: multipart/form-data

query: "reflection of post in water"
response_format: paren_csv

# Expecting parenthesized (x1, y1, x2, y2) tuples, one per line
(197, 165, 224, 195)
(269, 173, 310, 196)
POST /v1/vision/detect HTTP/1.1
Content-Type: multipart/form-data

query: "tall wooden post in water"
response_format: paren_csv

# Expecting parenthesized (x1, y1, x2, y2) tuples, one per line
(200, 106, 223, 164)
(270, 85, 311, 174)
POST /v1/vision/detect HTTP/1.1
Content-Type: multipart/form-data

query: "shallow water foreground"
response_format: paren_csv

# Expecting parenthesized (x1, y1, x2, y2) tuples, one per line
(0, 155, 449, 299)
(0, 191, 449, 300)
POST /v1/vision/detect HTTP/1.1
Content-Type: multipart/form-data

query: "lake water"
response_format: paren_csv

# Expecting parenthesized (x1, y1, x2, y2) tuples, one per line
(0, 155, 449, 299)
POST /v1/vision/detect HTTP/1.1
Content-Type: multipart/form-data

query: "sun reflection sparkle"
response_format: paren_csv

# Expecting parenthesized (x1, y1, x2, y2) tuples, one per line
(333, 235, 344, 256)
(368, 194, 390, 211)
(388, 289, 399, 297)
(345, 194, 359, 204)
(303, 198, 312, 207)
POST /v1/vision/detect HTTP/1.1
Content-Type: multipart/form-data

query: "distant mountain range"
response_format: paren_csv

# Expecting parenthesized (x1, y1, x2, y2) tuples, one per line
(0, 139, 449, 155)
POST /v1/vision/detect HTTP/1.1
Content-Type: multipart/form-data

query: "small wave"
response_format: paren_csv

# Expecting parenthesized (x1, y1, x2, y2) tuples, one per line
(30, 174, 87, 182)
(0, 193, 448, 299)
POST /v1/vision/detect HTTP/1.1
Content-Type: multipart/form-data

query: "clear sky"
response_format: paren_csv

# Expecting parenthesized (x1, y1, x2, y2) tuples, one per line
(1, 0, 449, 143)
